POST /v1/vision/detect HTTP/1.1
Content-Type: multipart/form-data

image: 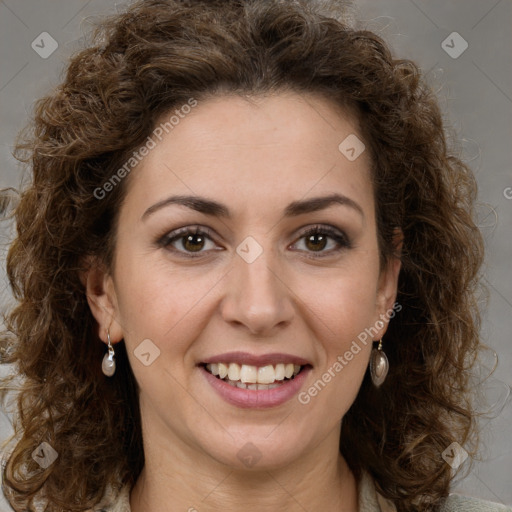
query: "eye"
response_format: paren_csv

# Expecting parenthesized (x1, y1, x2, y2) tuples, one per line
(290, 225, 351, 256)
(157, 224, 351, 259)
(157, 226, 220, 257)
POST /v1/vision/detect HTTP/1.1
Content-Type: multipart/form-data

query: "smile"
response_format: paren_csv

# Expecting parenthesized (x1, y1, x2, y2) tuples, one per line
(199, 351, 313, 408)
(204, 362, 303, 390)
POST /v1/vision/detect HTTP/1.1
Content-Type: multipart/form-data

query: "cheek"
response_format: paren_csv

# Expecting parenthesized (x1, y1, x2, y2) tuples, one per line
(113, 252, 224, 355)
(299, 285, 375, 420)
(302, 256, 380, 343)
(294, 259, 379, 412)
(315, 281, 376, 372)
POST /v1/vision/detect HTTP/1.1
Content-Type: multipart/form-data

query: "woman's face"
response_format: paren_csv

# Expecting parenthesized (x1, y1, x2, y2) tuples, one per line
(90, 92, 400, 471)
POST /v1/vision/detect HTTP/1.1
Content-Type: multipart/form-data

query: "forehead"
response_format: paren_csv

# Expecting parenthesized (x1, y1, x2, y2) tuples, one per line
(123, 92, 374, 221)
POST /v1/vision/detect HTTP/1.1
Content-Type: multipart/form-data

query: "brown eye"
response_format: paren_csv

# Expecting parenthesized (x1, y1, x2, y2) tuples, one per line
(304, 232, 328, 252)
(291, 225, 351, 257)
(158, 226, 218, 257)
(181, 233, 206, 252)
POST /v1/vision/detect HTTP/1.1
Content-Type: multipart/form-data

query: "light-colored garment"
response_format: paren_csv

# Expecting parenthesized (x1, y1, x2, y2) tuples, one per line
(95, 472, 512, 512)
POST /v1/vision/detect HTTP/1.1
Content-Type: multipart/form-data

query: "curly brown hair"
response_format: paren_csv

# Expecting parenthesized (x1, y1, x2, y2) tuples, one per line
(1, 0, 484, 510)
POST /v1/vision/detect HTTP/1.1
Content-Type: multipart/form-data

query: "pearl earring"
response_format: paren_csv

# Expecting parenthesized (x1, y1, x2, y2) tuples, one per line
(370, 339, 389, 387)
(101, 329, 116, 377)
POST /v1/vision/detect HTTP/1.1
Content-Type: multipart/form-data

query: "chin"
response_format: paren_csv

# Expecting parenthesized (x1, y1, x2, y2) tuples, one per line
(198, 426, 312, 472)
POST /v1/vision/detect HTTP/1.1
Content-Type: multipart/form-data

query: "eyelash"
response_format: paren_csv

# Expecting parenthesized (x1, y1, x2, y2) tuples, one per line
(156, 225, 352, 259)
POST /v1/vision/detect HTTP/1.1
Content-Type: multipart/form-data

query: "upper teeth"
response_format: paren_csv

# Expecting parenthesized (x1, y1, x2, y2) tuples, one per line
(206, 363, 302, 384)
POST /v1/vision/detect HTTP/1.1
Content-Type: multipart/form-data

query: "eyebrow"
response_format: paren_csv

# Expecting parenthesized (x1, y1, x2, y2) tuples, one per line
(141, 193, 364, 221)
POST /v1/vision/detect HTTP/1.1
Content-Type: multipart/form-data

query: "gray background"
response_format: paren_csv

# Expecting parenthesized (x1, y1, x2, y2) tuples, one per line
(0, 0, 510, 510)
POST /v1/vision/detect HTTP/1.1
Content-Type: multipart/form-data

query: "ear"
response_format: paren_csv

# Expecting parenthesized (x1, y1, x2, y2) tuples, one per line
(80, 256, 124, 345)
(373, 229, 402, 339)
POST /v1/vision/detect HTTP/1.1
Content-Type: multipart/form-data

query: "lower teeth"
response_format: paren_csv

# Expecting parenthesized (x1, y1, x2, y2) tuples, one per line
(226, 380, 285, 390)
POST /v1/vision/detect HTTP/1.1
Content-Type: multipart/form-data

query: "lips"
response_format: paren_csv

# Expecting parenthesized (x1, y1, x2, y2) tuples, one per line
(201, 351, 312, 367)
(198, 351, 313, 408)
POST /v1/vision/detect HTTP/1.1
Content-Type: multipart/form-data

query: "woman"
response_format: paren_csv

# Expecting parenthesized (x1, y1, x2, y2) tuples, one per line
(1, 0, 508, 510)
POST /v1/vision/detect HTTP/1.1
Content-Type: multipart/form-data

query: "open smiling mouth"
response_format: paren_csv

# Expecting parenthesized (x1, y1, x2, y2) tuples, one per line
(202, 362, 308, 390)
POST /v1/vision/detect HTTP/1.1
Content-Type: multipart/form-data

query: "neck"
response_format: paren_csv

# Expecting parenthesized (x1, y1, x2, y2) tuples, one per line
(130, 427, 358, 512)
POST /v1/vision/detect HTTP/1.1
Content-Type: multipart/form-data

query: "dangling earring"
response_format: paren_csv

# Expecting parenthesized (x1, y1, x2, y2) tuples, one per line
(370, 339, 388, 387)
(102, 329, 116, 377)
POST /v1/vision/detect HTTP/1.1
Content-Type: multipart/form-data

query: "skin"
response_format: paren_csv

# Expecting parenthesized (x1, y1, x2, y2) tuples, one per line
(86, 92, 401, 512)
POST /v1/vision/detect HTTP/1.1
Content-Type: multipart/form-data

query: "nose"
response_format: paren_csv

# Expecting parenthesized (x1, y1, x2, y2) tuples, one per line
(219, 243, 295, 336)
